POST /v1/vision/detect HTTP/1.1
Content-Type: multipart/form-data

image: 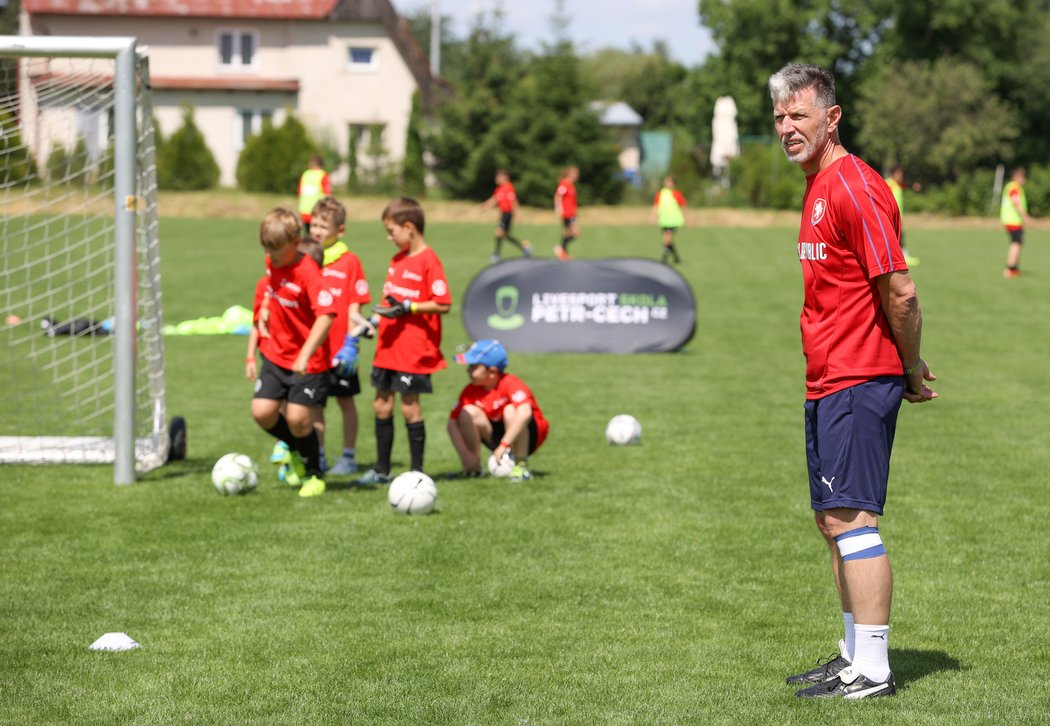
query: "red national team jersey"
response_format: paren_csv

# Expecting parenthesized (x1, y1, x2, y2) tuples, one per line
(373, 246, 452, 374)
(797, 154, 906, 399)
(322, 246, 371, 361)
(449, 373, 550, 444)
(494, 182, 517, 213)
(556, 178, 578, 219)
(259, 255, 338, 374)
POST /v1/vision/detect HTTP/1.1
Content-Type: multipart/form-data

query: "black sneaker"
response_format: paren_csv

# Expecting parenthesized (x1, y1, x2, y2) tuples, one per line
(786, 642, 850, 685)
(795, 666, 896, 699)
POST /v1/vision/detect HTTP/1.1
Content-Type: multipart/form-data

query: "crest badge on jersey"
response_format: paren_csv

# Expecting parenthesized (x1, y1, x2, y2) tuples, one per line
(811, 198, 827, 226)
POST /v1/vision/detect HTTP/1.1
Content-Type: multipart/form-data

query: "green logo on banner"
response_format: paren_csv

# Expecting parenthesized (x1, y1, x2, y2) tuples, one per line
(487, 285, 525, 330)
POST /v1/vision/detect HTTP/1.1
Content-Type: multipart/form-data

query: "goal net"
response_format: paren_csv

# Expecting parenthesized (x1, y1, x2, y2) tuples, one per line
(0, 37, 169, 482)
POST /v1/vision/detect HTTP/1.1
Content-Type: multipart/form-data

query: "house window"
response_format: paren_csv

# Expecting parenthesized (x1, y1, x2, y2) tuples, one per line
(349, 123, 385, 152)
(218, 30, 258, 70)
(347, 46, 379, 71)
(234, 109, 273, 150)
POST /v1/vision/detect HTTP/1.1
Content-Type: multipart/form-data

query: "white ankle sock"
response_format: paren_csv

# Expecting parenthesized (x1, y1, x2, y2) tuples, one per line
(852, 624, 890, 682)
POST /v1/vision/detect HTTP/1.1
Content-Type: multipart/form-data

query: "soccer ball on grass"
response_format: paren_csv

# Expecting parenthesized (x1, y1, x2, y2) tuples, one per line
(211, 453, 258, 495)
(388, 471, 437, 515)
(605, 414, 642, 446)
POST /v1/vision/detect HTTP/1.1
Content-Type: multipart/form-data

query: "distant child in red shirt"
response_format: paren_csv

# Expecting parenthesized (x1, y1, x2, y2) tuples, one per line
(553, 165, 580, 260)
(481, 169, 532, 263)
(250, 207, 337, 498)
(310, 196, 373, 477)
(355, 197, 452, 485)
(448, 339, 548, 482)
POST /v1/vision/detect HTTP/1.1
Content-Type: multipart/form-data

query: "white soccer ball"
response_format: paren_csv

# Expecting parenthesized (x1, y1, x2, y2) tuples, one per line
(605, 414, 642, 446)
(388, 471, 438, 515)
(487, 452, 514, 478)
(211, 453, 259, 495)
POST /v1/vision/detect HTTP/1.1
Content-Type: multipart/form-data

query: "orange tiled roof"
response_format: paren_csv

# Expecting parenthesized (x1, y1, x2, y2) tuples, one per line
(22, 0, 339, 19)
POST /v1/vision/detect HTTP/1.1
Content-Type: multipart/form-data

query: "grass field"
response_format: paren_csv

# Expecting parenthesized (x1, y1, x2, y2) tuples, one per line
(2, 206, 1049, 724)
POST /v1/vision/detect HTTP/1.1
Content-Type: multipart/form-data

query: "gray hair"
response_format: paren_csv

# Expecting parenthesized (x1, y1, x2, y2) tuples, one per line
(768, 64, 836, 108)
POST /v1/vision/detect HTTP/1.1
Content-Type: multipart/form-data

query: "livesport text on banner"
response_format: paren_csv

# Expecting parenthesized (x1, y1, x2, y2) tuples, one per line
(461, 258, 696, 353)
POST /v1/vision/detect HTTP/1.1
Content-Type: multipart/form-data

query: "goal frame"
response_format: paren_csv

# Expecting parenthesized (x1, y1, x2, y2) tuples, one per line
(0, 35, 162, 484)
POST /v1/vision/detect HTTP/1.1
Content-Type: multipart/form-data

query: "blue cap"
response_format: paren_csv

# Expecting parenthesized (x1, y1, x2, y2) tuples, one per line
(455, 339, 508, 370)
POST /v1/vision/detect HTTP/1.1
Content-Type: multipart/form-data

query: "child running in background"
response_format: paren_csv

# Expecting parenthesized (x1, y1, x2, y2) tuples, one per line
(250, 207, 336, 498)
(650, 175, 686, 264)
(553, 166, 580, 260)
(481, 169, 532, 263)
(355, 197, 452, 484)
(447, 339, 548, 482)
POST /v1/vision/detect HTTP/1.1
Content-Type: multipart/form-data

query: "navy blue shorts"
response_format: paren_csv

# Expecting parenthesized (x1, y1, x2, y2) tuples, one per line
(804, 376, 903, 515)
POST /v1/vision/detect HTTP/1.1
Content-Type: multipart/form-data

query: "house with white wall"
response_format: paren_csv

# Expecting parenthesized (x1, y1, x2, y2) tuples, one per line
(20, 0, 436, 187)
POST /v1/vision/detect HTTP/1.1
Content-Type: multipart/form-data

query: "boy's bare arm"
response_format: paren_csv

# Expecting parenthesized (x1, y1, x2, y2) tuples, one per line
(245, 327, 260, 380)
(292, 313, 335, 376)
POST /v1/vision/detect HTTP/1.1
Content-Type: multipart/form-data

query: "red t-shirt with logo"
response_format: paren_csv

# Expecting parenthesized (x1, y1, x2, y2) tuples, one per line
(494, 181, 517, 213)
(322, 246, 371, 361)
(449, 373, 550, 445)
(556, 177, 578, 219)
(373, 246, 452, 374)
(259, 255, 338, 374)
(797, 154, 906, 400)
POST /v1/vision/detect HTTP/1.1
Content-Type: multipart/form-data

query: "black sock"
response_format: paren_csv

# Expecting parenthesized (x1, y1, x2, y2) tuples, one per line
(265, 414, 293, 445)
(375, 416, 394, 475)
(562, 235, 574, 252)
(292, 429, 321, 476)
(407, 420, 425, 472)
(493, 237, 502, 256)
(506, 234, 524, 250)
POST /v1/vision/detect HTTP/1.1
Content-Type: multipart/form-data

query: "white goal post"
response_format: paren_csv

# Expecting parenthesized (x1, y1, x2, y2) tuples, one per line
(0, 35, 175, 483)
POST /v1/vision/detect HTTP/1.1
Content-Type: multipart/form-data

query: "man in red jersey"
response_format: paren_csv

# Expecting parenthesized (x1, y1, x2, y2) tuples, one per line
(553, 165, 580, 260)
(481, 169, 532, 263)
(251, 207, 337, 498)
(447, 339, 549, 482)
(768, 64, 937, 700)
(355, 197, 452, 485)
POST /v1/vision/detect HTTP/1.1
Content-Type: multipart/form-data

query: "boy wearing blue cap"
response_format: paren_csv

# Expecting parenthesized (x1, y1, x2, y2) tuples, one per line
(448, 339, 549, 482)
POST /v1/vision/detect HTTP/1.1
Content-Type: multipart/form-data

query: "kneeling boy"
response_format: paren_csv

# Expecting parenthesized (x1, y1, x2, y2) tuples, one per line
(447, 339, 549, 482)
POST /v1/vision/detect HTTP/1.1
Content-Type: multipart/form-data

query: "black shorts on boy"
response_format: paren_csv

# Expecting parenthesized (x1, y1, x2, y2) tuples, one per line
(255, 355, 328, 407)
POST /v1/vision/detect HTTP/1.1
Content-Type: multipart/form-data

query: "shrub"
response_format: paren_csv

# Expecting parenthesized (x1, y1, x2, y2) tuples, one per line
(0, 108, 38, 182)
(727, 141, 803, 210)
(236, 112, 317, 194)
(157, 105, 219, 191)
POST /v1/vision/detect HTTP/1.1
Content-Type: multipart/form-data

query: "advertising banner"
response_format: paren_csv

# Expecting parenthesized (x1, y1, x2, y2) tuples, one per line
(461, 258, 696, 353)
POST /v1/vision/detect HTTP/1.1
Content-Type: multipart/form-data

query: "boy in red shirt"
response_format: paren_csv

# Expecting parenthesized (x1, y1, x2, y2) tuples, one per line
(309, 196, 373, 477)
(553, 165, 580, 260)
(448, 339, 548, 482)
(355, 197, 452, 484)
(251, 207, 337, 497)
(481, 169, 532, 263)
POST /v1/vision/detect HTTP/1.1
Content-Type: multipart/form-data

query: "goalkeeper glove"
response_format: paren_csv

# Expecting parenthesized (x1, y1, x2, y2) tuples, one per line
(372, 295, 413, 319)
(332, 335, 360, 377)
